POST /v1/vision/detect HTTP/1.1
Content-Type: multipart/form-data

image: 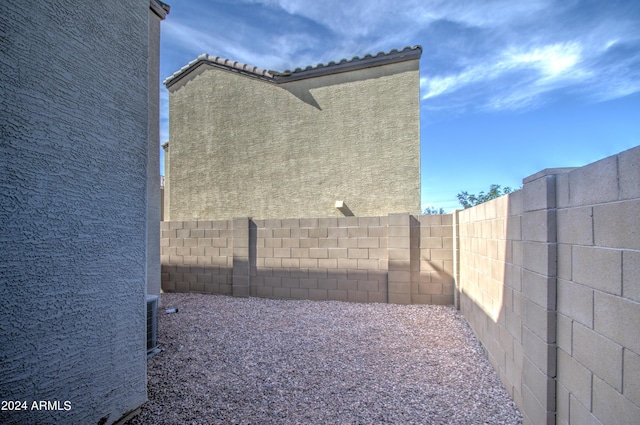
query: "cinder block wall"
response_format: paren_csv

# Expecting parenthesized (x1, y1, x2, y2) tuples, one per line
(250, 216, 389, 303)
(161, 214, 454, 304)
(457, 145, 640, 425)
(458, 190, 526, 412)
(160, 145, 639, 424)
(160, 220, 234, 294)
(555, 146, 640, 424)
(417, 214, 455, 305)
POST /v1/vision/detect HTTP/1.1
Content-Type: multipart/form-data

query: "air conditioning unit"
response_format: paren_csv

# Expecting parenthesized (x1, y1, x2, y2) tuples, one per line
(146, 295, 160, 357)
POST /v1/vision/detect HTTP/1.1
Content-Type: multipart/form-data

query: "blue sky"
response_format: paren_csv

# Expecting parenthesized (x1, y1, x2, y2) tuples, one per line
(159, 0, 640, 212)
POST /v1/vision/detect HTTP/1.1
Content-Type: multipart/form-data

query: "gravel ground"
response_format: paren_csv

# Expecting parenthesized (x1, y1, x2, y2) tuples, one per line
(131, 293, 522, 424)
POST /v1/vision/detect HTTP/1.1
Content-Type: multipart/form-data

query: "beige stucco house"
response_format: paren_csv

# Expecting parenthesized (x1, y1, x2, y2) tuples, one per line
(163, 46, 422, 220)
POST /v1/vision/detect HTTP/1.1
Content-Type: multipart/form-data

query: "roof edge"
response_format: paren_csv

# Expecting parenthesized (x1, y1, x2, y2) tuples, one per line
(164, 45, 422, 88)
(274, 45, 422, 83)
(164, 54, 274, 88)
(150, 0, 170, 19)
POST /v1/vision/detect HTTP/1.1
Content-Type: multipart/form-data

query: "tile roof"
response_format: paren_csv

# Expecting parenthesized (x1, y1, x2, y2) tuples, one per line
(150, 0, 170, 19)
(164, 45, 422, 88)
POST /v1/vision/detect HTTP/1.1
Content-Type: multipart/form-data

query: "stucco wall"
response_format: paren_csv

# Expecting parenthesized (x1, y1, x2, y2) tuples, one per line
(147, 2, 167, 302)
(0, 1, 149, 424)
(165, 59, 420, 220)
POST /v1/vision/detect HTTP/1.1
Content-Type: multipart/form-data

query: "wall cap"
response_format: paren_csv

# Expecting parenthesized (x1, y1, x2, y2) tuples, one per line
(150, 0, 170, 19)
(523, 167, 576, 184)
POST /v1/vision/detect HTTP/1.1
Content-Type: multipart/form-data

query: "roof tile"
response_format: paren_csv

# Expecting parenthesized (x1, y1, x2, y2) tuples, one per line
(164, 45, 422, 88)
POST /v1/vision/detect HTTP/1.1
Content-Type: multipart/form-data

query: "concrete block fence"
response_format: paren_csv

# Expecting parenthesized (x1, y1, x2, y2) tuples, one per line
(457, 145, 640, 425)
(160, 144, 640, 425)
(552, 146, 640, 425)
(161, 214, 455, 305)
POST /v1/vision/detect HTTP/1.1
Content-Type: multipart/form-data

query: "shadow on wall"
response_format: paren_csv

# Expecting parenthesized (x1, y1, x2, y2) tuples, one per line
(415, 214, 456, 305)
(458, 147, 640, 425)
(161, 265, 233, 294)
(160, 214, 456, 305)
(458, 196, 508, 321)
(458, 182, 558, 425)
(161, 265, 399, 304)
(457, 191, 524, 413)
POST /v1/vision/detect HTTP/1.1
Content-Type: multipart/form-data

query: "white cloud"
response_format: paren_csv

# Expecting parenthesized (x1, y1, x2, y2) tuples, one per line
(421, 76, 456, 100)
(505, 42, 582, 78)
(246, 0, 401, 37)
(162, 22, 225, 57)
(163, 0, 640, 118)
(411, 0, 555, 28)
(240, 0, 631, 113)
(421, 41, 603, 112)
(248, 0, 555, 38)
(163, 20, 309, 71)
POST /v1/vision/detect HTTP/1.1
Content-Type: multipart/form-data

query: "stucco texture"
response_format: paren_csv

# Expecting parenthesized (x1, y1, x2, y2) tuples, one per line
(0, 1, 149, 424)
(166, 59, 420, 220)
(147, 3, 164, 301)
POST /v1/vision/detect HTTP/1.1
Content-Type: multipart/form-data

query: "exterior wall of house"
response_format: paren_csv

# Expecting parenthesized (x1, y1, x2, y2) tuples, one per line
(163, 142, 170, 220)
(165, 58, 420, 221)
(0, 1, 151, 424)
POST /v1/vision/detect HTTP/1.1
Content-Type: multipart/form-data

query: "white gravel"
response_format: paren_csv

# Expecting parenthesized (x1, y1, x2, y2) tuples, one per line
(132, 293, 522, 424)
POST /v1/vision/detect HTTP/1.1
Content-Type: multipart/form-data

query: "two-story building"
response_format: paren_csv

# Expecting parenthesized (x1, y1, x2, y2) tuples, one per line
(163, 46, 422, 220)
